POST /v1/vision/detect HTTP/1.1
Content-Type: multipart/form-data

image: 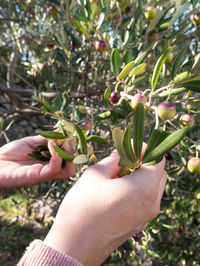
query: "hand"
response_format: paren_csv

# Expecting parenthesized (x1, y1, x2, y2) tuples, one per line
(0, 136, 76, 189)
(44, 150, 167, 266)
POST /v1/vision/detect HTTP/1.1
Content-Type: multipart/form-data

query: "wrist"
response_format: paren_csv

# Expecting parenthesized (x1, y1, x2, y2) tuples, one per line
(43, 199, 114, 266)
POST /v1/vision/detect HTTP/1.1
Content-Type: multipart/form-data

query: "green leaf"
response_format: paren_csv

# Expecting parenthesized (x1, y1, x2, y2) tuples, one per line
(142, 127, 188, 164)
(27, 153, 50, 162)
(134, 47, 152, 65)
(53, 146, 75, 162)
(117, 60, 135, 81)
(96, 111, 111, 120)
(143, 157, 163, 166)
(180, 80, 200, 92)
(34, 144, 48, 150)
(61, 92, 70, 111)
(110, 48, 120, 76)
(87, 135, 108, 144)
(112, 128, 135, 167)
(171, 44, 189, 80)
(158, 87, 186, 97)
(53, 94, 63, 111)
(37, 131, 65, 139)
(73, 18, 87, 34)
(132, 103, 145, 160)
(151, 47, 172, 90)
(75, 124, 88, 155)
(130, 63, 147, 76)
(173, 72, 188, 83)
(85, 0, 92, 19)
(104, 85, 112, 105)
(123, 125, 136, 163)
(43, 99, 56, 113)
(73, 154, 88, 164)
(124, 49, 133, 65)
(143, 130, 169, 159)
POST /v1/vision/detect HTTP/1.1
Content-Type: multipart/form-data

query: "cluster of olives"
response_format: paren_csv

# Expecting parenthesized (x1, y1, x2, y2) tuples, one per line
(109, 91, 200, 174)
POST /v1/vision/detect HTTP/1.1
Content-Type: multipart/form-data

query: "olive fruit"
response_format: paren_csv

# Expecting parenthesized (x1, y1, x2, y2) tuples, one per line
(130, 93, 147, 109)
(80, 119, 93, 131)
(187, 157, 200, 174)
(144, 6, 157, 20)
(109, 91, 121, 104)
(94, 40, 108, 52)
(133, 233, 142, 242)
(179, 114, 195, 128)
(157, 101, 176, 120)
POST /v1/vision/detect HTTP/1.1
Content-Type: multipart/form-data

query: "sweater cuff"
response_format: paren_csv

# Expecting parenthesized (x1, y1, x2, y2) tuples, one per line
(17, 239, 83, 266)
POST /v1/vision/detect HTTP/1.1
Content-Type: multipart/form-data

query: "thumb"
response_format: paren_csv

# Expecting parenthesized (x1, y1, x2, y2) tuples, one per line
(91, 150, 121, 179)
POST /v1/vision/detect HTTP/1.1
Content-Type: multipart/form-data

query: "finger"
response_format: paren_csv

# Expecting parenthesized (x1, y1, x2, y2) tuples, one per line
(148, 171, 168, 220)
(61, 138, 76, 154)
(60, 139, 76, 178)
(140, 156, 166, 183)
(25, 135, 47, 149)
(157, 171, 168, 201)
(40, 140, 63, 178)
(87, 150, 121, 179)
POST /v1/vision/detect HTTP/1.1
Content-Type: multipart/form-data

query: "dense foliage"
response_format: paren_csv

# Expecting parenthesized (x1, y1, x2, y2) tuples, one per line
(0, 0, 199, 265)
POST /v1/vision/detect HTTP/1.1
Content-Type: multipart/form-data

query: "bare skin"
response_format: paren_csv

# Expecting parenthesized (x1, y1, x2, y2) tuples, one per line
(44, 151, 167, 266)
(0, 136, 76, 189)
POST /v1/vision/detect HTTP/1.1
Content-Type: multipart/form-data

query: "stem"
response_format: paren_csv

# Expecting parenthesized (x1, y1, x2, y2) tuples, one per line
(83, 46, 92, 95)
(120, 92, 133, 100)
(143, 89, 151, 95)
(151, 84, 173, 96)
(175, 97, 196, 103)
(115, 81, 123, 92)
(151, 106, 159, 129)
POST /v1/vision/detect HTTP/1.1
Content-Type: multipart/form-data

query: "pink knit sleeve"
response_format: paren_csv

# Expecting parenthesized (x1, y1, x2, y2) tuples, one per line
(17, 239, 83, 266)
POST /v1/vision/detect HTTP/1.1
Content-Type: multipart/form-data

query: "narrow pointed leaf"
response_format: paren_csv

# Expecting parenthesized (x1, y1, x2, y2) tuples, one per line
(123, 125, 136, 163)
(43, 99, 56, 113)
(73, 18, 87, 34)
(27, 153, 50, 162)
(112, 128, 135, 167)
(53, 146, 75, 162)
(73, 154, 88, 164)
(61, 92, 70, 111)
(34, 144, 48, 150)
(142, 156, 163, 166)
(110, 48, 120, 76)
(130, 63, 147, 76)
(180, 80, 200, 92)
(151, 47, 172, 90)
(171, 44, 189, 80)
(143, 130, 169, 159)
(104, 85, 112, 105)
(75, 124, 88, 155)
(143, 127, 188, 164)
(38, 131, 65, 139)
(117, 60, 135, 81)
(158, 87, 186, 97)
(133, 103, 145, 160)
(87, 135, 108, 144)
